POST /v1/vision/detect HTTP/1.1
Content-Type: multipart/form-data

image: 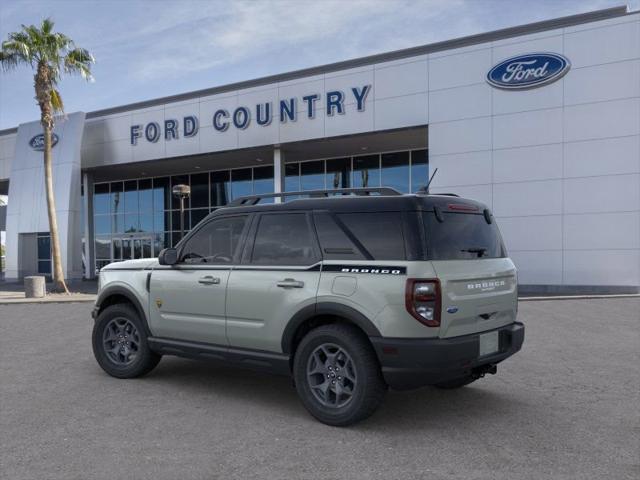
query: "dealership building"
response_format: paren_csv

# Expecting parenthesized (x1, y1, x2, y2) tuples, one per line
(0, 5, 639, 293)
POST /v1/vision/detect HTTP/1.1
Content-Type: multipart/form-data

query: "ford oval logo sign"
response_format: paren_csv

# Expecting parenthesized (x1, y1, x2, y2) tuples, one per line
(487, 53, 570, 90)
(29, 133, 59, 151)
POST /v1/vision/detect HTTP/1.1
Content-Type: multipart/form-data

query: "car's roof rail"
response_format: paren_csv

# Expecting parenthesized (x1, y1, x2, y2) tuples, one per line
(226, 187, 402, 206)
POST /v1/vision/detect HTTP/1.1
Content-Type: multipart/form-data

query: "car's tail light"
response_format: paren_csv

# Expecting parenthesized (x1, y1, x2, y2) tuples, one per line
(405, 279, 441, 327)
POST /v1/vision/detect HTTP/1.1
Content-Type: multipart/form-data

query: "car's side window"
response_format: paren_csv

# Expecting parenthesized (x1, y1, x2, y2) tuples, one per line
(250, 213, 319, 265)
(180, 215, 247, 264)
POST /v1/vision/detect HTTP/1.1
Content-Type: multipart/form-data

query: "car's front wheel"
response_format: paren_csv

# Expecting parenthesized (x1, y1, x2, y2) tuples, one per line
(92, 303, 161, 378)
(293, 324, 387, 426)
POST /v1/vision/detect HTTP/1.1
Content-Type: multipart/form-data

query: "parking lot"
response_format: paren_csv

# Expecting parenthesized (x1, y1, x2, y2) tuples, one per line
(0, 298, 638, 480)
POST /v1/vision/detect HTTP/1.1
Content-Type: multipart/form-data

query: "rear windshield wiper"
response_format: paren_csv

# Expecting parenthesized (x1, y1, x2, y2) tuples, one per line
(460, 247, 488, 258)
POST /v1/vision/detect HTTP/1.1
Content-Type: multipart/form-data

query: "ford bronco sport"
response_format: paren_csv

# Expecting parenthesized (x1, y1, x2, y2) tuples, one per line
(91, 187, 524, 426)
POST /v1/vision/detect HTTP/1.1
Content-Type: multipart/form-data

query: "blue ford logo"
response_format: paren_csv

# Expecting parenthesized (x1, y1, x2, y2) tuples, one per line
(487, 53, 570, 90)
(29, 133, 59, 151)
(446, 306, 459, 314)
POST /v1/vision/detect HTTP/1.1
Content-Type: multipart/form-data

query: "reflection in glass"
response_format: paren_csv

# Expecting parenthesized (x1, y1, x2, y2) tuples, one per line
(139, 212, 153, 232)
(353, 155, 380, 188)
(153, 177, 170, 211)
(122, 239, 132, 260)
(94, 184, 110, 214)
(231, 168, 252, 199)
(113, 214, 124, 234)
(301, 161, 325, 191)
(38, 260, 51, 274)
(285, 163, 300, 192)
(94, 215, 110, 235)
(411, 149, 429, 192)
(95, 236, 111, 259)
(37, 235, 51, 260)
(124, 213, 139, 232)
(110, 182, 123, 216)
(112, 238, 122, 260)
(138, 179, 153, 211)
(190, 173, 209, 208)
(253, 166, 274, 200)
(124, 180, 138, 212)
(191, 209, 209, 228)
(211, 171, 230, 207)
(153, 212, 168, 232)
(381, 151, 410, 193)
(326, 158, 350, 190)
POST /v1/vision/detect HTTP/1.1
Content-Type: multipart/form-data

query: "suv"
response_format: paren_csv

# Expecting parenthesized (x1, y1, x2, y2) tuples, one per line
(91, 188, 524, 426)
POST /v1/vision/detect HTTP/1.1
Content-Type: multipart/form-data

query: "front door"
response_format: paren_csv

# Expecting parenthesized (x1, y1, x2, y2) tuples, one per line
(113, 235, 153, 262)
(148, 214, 250, 345)
(226, 212, 322, 352)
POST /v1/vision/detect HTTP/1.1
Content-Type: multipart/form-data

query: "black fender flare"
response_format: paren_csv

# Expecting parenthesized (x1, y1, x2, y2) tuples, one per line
(281, 302, 382, 354)
(94, 285, 151, 336)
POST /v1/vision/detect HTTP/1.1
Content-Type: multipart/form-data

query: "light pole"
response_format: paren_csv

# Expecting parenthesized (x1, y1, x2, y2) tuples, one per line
(172, 184, 191, 240)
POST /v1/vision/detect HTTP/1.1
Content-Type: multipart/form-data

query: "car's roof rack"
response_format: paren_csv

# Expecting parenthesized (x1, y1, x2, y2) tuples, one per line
(227, 187, 402, 207)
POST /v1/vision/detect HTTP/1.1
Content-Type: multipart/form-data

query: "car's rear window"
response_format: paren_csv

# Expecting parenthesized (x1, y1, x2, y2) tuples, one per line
(423, 212, 506, 260)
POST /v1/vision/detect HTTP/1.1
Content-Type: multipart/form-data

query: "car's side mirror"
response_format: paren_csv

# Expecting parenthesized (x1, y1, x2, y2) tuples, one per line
(158, 248, 178, 266)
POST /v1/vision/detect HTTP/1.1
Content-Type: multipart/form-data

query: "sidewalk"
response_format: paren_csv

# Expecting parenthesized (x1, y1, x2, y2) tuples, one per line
(0, 280, 97, 304)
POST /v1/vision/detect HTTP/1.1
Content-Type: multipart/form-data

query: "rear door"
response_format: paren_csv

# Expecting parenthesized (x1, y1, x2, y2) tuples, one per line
(148, 214, 249, 345)
(423, 209, 518, 338)
(225, 212, 322, 352)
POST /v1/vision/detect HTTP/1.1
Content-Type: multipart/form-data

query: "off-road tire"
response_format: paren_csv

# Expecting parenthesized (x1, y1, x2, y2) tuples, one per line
(293, 324, 387, 426)
(92, 303, 161, 379)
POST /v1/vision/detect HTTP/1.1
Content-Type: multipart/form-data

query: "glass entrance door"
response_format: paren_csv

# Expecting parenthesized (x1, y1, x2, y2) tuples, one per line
(112, 235, 153, 263)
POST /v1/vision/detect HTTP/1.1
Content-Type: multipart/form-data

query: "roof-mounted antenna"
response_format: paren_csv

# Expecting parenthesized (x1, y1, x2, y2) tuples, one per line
(417, 168, 438, 194)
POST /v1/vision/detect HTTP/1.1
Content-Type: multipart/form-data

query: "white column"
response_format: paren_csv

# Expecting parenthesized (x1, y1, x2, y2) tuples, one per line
(273, 147, 286, 203)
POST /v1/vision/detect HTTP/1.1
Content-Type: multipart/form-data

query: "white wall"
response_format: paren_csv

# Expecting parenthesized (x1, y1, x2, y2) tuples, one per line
(428, 13, 640, 288)
(5, 113, 85, 280)
(81, 57, 429, 168)
(0, 133, 16, 181)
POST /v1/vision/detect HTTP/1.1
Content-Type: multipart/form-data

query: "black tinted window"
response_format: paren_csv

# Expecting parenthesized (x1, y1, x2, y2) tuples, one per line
(181, 215, 247, 264)
(424, 212, 505, 260)
(336, 212, 405, 260)
(252, 213, 318, 265)
(314, 212, 366, 260)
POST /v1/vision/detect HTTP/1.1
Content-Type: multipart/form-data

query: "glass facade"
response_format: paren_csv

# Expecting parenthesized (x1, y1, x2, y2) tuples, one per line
(92, 149, 427, 272)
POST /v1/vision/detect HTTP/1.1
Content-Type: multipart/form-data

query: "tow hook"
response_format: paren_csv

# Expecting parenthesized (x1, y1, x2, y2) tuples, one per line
(471, 364, 497, 379)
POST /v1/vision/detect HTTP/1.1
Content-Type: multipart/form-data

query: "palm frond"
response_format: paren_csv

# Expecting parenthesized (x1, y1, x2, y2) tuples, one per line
(50, 88, 64, 113)
(64, 47, 94, 81)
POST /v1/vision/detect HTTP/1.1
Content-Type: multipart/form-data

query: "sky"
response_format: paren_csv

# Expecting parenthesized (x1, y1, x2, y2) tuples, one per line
(0, 0, 636, 130)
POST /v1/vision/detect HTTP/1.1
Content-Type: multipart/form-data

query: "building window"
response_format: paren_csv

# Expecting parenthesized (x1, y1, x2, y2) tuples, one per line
(37, 232, 51, 275)
(326, 158, 350, 190)
(301, 160, 325, 191)
(91, 148, 427, 272)
(381, 151, 410, 193)
(411, 149, 429, 192)
(353, 154, 381, 188)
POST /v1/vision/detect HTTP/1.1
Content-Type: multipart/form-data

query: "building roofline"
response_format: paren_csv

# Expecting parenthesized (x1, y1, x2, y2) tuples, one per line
(0, 5, 630, 135)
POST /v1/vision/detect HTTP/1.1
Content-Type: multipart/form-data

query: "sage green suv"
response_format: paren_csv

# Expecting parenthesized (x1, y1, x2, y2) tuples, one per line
(91, 188, 525, 426)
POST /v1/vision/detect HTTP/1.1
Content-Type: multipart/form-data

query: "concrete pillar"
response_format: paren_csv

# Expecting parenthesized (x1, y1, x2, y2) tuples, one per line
(24, 276, 46, 298)
(82, 172, 95, 279)
(273, 147, 286, 203)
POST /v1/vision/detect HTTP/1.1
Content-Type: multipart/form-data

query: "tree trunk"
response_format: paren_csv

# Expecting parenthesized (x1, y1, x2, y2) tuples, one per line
(43, 122, 69, 294)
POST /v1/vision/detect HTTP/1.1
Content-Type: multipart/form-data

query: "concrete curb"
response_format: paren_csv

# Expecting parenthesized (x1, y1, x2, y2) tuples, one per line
(518, 294, 640, 302)
(0, 295, 96, 305)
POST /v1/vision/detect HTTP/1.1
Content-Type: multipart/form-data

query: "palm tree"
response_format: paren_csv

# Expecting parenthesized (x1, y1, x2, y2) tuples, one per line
(0, 18, 94, 293)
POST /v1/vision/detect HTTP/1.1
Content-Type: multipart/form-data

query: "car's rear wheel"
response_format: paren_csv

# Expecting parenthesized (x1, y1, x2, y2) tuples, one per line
(92, 303, 161, 378)
(293, 324, 387, 426)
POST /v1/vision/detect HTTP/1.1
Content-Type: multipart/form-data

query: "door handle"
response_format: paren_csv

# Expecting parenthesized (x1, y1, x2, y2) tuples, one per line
(198, 275, 221, 285)
(277, 278, 305, 288)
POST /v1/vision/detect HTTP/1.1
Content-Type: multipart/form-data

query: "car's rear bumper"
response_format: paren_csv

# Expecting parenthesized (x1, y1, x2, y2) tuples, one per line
(370, 322, 525, 390)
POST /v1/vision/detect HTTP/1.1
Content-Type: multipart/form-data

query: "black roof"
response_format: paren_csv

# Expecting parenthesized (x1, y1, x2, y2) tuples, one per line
(207, 193, 488, 218)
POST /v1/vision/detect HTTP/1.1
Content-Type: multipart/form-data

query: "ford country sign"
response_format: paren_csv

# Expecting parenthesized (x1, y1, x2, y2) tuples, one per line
(487, 53, 570, 90)
(29, 133, 59, 151)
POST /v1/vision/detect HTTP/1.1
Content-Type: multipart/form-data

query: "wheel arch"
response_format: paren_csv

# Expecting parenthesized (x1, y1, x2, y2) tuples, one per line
(282, 302, 382, 356)
(95, 285, 151, 336)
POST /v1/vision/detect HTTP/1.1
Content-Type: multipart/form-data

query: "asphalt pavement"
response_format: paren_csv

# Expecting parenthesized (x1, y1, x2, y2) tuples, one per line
(0, 298, 638, 479)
